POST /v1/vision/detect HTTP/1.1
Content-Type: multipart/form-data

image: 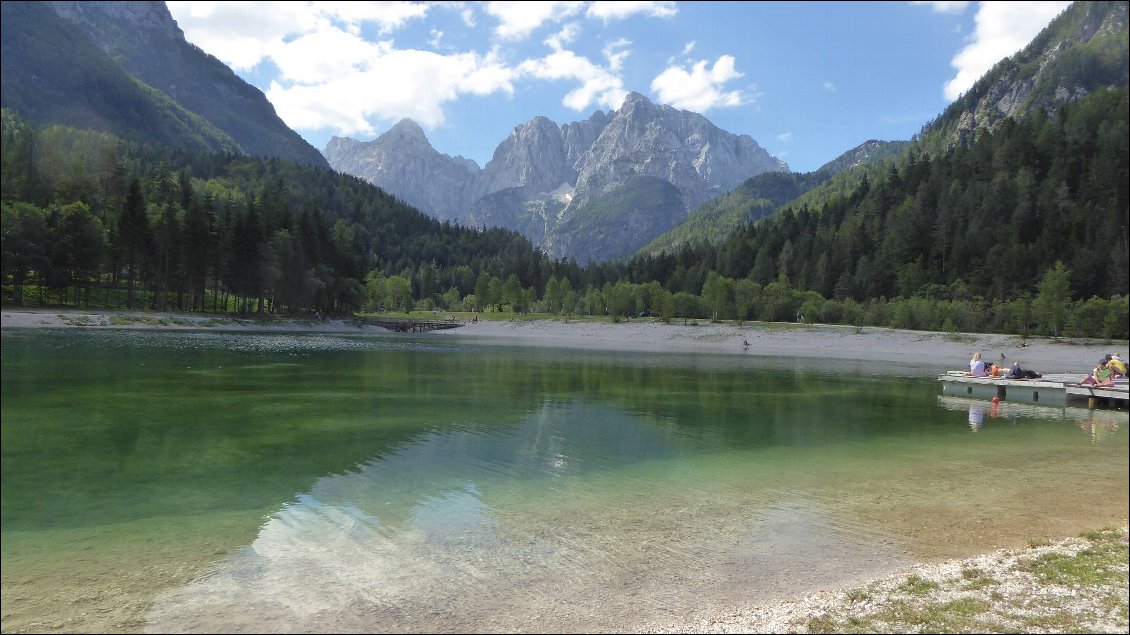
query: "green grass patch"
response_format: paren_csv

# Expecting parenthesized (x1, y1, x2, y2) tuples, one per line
(1018, 541, 1127, 586)
(960, 566, 999, 591)
(803, 613, 839, 633)
(58, 314, 99, 326)
(898, 575, 939, 596)
(941, 332, 978, 343)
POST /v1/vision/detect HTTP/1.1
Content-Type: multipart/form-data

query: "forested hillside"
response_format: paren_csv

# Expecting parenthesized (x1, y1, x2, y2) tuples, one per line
(606, 86, 1128, 337)
(1, 110, 561, 315)
(640, 140, 909, 256)
(0, 2, 241, 157)
(2, 1, 1127, 339)
(1, 1, 328, 168)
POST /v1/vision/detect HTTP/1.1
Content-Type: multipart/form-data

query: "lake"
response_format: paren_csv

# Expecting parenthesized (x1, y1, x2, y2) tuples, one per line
(2, 329, 1126, 633)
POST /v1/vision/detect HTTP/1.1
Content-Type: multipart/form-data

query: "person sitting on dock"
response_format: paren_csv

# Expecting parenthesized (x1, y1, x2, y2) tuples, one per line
(1077, 360, 1116, 388)
(1104, 353, 1126, 378)
(967, 352, 989, 377)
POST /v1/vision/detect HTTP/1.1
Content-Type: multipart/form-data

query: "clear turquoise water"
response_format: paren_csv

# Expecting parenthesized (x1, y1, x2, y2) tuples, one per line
(2, 329, 1126, 633)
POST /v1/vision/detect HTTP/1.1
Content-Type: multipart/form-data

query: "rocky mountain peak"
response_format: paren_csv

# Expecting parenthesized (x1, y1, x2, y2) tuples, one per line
(620, 91, 653, 110)
(323, 121, 480, 221)
(481, 116, 571, 196)
(48, 1, 182, 40)
(380, 118, 432, 149)
(570, 92, 787, 211)
(941, 1, 1127, 144)
(326, 93, 787, 262)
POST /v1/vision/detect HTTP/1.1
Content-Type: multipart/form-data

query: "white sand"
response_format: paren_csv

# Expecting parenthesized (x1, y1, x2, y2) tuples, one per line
(441, 316, 1119, 376)
(3, 308, 1122, 375)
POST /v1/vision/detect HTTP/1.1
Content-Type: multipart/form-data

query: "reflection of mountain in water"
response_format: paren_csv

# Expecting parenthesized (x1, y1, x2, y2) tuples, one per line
(146, 399, 908, 633)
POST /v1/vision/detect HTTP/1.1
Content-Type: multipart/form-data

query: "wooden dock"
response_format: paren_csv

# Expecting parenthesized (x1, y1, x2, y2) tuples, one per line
(938, 372, 1129, 408)
(360, 316, 463, 333)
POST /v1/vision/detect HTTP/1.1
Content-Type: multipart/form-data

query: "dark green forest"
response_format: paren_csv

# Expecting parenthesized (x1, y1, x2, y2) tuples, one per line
(611, 87, 1129, 338)
(2, 85, 1128, 339)
(1, 108, 573, 315)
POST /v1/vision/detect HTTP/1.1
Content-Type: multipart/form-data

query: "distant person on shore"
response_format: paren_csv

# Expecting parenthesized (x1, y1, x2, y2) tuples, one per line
(967, 351, 988, 377)
(1077, 360, 1115, 387)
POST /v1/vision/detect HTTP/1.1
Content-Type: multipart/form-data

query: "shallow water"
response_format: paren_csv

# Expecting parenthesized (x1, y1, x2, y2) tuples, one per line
(1, 329, 1126, 633)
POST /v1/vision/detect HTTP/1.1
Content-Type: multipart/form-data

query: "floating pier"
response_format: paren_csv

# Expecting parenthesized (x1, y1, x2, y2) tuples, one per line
(938, 372, 1129, 408)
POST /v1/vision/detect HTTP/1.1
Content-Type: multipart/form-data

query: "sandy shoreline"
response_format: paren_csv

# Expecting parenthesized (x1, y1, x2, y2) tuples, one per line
(4, 307, 1124, 375)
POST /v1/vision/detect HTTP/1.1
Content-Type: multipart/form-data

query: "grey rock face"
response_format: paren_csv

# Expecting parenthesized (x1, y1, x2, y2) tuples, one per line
(325, 93, 788, 262)
(571, 92, 787, 212)
(49, 1, 182, 40)
(950, 1, 1127, 144)
(562, 110, 610, 169)
(481, 116, 572, 198)
(324, 120, 480, 222)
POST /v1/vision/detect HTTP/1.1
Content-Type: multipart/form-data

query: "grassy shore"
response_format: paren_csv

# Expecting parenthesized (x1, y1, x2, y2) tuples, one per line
(658, 527, 1128, 634)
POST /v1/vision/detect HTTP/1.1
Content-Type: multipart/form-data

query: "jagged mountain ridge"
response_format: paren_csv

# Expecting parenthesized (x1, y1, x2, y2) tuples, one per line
(324, 120, 480, 223)
(324, 92, 788, 263)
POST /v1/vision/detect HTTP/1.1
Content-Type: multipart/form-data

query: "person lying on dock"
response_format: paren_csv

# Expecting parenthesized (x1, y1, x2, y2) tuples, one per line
(1008, 362, 1043, 380)
(1077, 360, 1116, 387)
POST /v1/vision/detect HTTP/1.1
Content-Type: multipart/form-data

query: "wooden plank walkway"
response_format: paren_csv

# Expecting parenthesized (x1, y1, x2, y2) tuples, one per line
(359, 316, 464, 333)
(938, 371, 1128, 408)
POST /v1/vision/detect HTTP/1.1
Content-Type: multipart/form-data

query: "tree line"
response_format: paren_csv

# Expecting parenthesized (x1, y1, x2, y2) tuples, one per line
(2, 89, 1127, 340)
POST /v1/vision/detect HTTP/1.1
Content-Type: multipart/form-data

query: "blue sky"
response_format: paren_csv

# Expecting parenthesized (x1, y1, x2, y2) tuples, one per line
(167, 1, 1071, 173)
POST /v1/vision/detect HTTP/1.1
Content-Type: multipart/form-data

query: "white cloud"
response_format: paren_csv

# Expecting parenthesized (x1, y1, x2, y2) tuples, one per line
(165, 1, 681, 141)
(269, 29, 386, 85)
(168, 1, 430, 70)
(943, 1, 1071, 100)
(429, 28, 445, 48)
(169, 2, 515, 137)
(461, 7, 477, 27)
(317, 1, 430, 33)
(168, 1, 322, 70)
(545, 22, 582, 50)
(586, 1, 677, 22)
(909, 1, 971, 14)
(603, 38, 632, 72)
(822, 81, 836, 92)
(518, 48, 627, 111)
(650, 55, 747, 112)
(485, 1, 585, 40)
(484, 0, 675, 41)
(777, 132, 793, 143)
(268, 49, 515, 133)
